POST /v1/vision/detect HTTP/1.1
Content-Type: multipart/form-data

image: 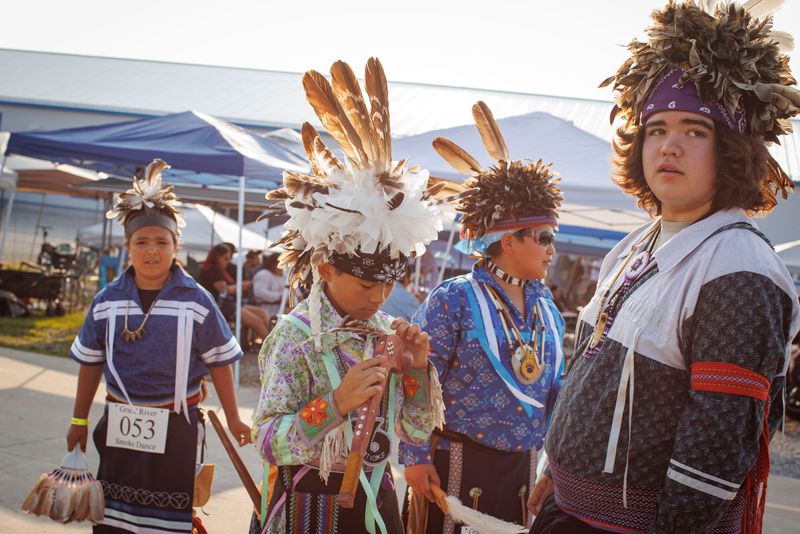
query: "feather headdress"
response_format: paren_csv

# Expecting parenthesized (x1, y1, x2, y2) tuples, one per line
(264, 58, 448, 288)
(601, 0, 800, 142)
(433, 101, 563, 241)
(105, 159, 185, 238)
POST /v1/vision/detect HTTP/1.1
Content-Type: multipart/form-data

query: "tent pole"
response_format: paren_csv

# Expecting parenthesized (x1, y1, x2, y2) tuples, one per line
(234, 176, 245, 388)
(436, 228, 457, 286)
(29, 193, 47, 261)
(101, 195, 111, 253)
(210, 203, 217, 249)
(0, 153, 15, 263)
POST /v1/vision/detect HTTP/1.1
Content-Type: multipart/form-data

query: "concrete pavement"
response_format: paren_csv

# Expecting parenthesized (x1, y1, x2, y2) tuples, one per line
(0, 346, 798, 533)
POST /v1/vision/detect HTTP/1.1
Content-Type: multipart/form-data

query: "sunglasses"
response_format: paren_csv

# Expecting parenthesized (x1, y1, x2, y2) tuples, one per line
(516, 228, 556, 247)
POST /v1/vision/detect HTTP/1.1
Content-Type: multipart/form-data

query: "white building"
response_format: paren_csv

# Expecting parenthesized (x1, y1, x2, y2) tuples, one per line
(1, 48, 798, 266)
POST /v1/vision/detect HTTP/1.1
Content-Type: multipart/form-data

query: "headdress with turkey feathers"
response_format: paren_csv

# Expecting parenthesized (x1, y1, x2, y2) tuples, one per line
(602, 0, 799, 142)
(432, 101, 563, 255)
(263, 58, 454, 344)
(105, 159, 185, 238)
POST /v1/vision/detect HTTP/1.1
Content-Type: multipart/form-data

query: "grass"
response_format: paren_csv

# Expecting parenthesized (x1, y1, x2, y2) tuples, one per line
(0, 309, 87, 357)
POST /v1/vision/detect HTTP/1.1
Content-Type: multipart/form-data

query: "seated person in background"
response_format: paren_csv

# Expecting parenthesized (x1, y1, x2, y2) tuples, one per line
(244, 249, 263, 281)
(222, 242, 237, 281)
(198, 243, 270, 340)
(252, 251, 286, 318)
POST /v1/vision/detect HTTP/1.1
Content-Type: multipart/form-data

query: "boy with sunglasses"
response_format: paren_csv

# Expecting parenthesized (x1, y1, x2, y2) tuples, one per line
(402, 101, 565, 533)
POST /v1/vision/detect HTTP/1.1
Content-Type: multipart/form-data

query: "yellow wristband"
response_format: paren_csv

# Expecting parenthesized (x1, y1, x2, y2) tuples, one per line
(71, 417, 89, 427)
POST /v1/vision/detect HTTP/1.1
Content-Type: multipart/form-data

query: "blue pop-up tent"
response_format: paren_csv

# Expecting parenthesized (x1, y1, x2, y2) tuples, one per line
(0, 110, 308, 383)
(3, 110, 307, 186)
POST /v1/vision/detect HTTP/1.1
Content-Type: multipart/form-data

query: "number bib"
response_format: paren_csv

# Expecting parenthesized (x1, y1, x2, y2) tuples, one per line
(106, 402, 169, 454)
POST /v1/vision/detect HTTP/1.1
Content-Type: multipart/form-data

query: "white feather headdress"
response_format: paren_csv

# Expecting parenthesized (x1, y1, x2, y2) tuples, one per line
(265, 58, 450, 287)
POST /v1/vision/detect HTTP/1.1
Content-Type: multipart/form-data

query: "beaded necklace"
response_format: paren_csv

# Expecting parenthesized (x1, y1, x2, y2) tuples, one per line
(483, 283, 546, 384)
(585, 223, 661, 352)
(121, 298, 156, 343)
(484, 258, 525, 287)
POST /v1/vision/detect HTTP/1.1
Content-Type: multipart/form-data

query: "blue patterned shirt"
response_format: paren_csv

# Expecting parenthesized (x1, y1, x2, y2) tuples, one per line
(70, 265, 242, 404)
(399, 264, 565, 466)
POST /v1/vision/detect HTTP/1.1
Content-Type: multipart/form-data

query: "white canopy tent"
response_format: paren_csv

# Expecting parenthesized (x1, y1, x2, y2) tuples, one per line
(393, 111, 642, 213)
(2, 113, 307, 386)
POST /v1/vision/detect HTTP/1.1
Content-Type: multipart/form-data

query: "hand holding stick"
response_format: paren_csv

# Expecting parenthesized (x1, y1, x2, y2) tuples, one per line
(338, 333, 413, 507)
(207, 410, 262, 513)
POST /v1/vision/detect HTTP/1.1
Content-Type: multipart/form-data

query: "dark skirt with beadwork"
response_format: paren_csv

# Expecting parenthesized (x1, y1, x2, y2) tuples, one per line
(403, 429, 535, 534)
(92, 404, 198, 533)
(249, 464, 403, 534)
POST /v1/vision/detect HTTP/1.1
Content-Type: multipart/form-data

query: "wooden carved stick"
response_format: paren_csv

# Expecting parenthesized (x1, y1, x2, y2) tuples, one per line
(338, 333, 412, 508)
(207, 410, 262, 513)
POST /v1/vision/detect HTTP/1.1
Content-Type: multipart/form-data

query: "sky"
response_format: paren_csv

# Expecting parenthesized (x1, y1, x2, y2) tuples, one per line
(2, 0, 799, 101)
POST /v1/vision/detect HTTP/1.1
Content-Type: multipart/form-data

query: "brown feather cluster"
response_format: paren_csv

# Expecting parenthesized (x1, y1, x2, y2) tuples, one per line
(22, 458, 105, 524)
(601, 0, 800, 142)
(263, 58, 446, 288)
(459, 159, 562, 239)
(433, 101, 563, 238)
(105, 159, 185, 230)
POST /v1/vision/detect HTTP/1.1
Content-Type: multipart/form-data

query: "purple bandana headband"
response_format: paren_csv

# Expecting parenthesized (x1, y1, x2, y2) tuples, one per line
(641, 68, 746, 133)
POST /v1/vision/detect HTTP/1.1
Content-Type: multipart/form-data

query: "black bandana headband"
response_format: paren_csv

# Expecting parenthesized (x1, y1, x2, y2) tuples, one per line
(124, 206, 179, 239)
(328, 251, 408, 284)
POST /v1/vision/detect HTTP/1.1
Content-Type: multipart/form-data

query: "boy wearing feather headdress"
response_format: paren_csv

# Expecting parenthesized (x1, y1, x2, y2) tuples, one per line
(66, 159, 252, 533)
(250, 58, 446, 534)
(533, 2, 800, 533)
(400, 101, 566, 533)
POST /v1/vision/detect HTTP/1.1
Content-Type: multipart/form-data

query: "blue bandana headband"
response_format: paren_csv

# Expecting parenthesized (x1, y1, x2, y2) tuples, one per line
(455, 216, 558, 256)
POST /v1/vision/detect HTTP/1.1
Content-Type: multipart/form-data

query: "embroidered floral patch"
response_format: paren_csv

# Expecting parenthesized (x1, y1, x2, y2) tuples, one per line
(295, 394, 338, 443)
(402, 368, 429, 405)
(403, 373, 421, 398)
(300, 396, 330, 427)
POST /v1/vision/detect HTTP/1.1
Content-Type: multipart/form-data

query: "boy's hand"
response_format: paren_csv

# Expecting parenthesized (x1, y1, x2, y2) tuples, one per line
(391, 318, 430, 368)
(334, 356, 388, 415)
(405, 463, 441, 502)
(228, 417, 252, 447)
(527, 473, 554, 516)
(66, 424, 88, 452)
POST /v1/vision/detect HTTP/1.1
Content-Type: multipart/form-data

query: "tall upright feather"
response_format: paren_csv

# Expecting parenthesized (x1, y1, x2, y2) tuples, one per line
(432, 137, 483, 175)
(301, 122, 343, 176)
(301, 123, 325, 177)
(331, 61, 376, 163)
(365, 57, 391, 173)
(472, 101, 509, 161)
(302, 70, 367, 166)
(313, 137, 344, 175)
